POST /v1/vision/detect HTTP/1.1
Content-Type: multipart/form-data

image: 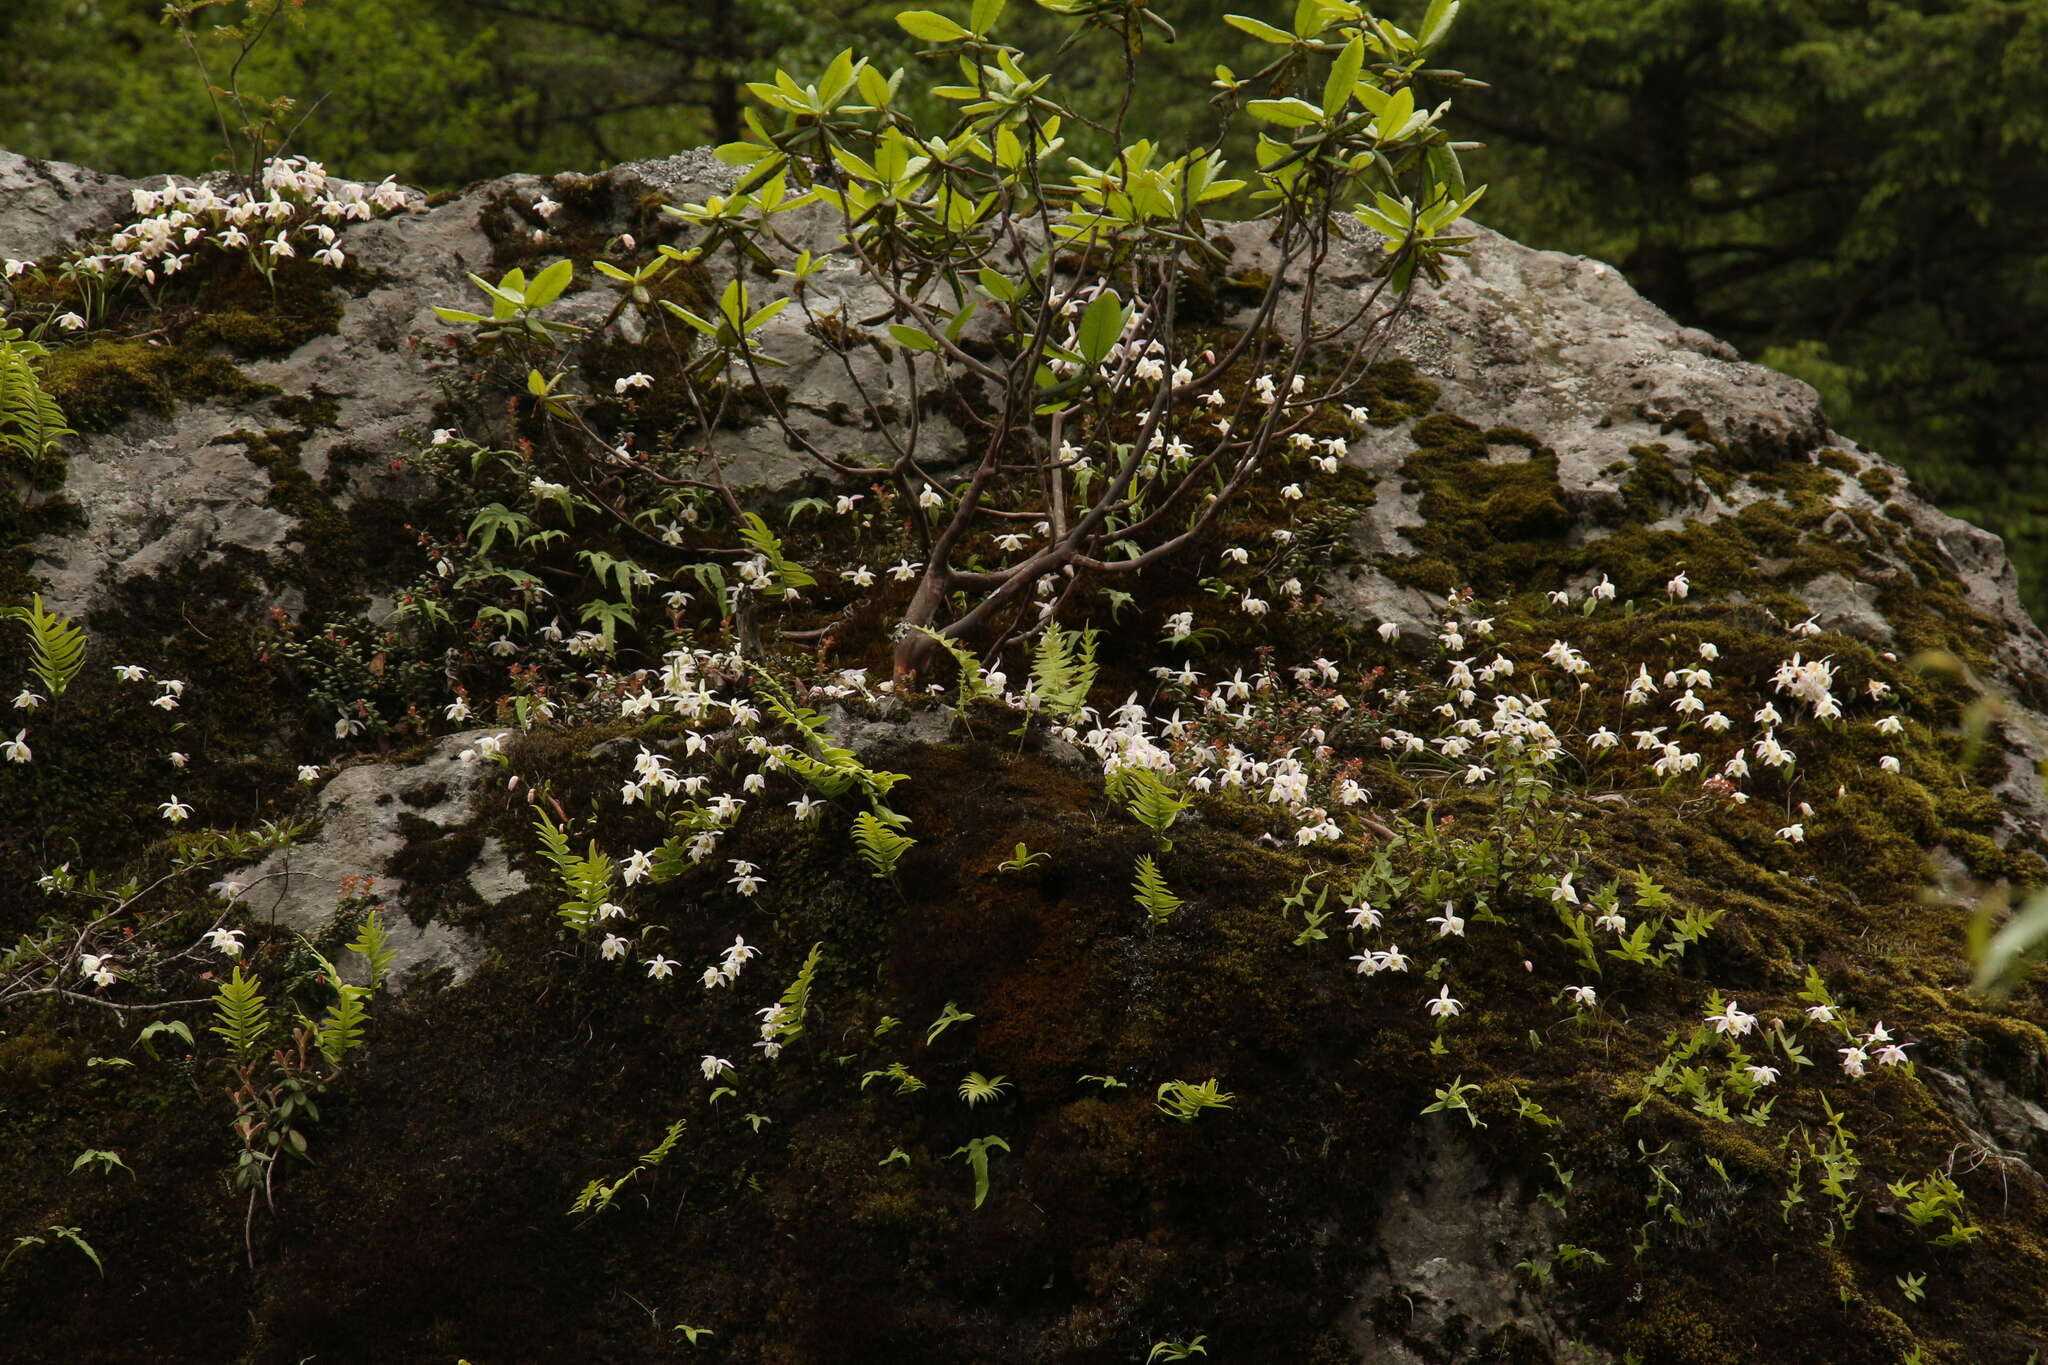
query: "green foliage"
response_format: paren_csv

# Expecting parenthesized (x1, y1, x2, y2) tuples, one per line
(957, 1071, 1010, 1106)
(434, 263, 584, 348)
(70, 1149, 133, 1179)
(1156, 1078, 1233, 1123)
(533, 811, 615, 933)
(1132, 854, 1183, 924)
(1421, 1075, 1485, 1127)
(641, 1119, 688, 1167)
(770, 942, 825, 1043)
(751, 666, 911, 809)
(735, 512, 819, 597)
(345, 910, 398, 993)
(569, 1117, 688, 1219)
(1970, 886, 2048, 998)
(948, 1134, 1010, 1210)
(851, 809, 917, 877)
(209, 966, 272, 1061)
(924, 1000, 974, 1046)
(1030, 625, 1099, 721)
(997, 842, 1048, 872)
(3, 595, 88, 701)
(909, 625, 993, 705)
(1147, 1338, 1209, 1363)
(1886, 1171, 1982, 1247)
(860, 1061, 927, 1095)
(1111, 767, 1189, 849)
(2, 1225, 101, 1278)
(0, 327, 73, 470)
(137, 1019, 194, 1059)
(299, 943, 372, 1071)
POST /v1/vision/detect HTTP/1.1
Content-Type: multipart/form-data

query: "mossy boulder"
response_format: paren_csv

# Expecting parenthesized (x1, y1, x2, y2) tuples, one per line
(3, 146, 2048, 1365)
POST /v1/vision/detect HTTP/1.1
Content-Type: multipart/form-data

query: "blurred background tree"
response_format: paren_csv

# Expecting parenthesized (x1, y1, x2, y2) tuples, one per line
(4, 0, 2046, 613)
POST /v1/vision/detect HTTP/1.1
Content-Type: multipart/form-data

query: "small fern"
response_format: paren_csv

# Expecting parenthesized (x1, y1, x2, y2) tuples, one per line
(958, 1071, 1011, 1107)
(851, 810, 917, 878)
(861, 1061, 927, 1095)
(1133, 854, 1184, 924)
(770, 942, 825, 1043)
(557, 841, 615, 933)
(949, 1134, 1010, 1210)
(3, 595, 87, 700)
(345, 910, 398, 992)
(209, 966, 271, 1060)
(751, 664, 909, 805)
(309, 960, 370, 1070)
(0, 327, 73, 472)
(533, 808, 573, 874)
(639, 1119, 688, 1167)
(909, 625, 993, 705)
(1031, 625, 1098, 720)
(1113, 768, 1190, 849)
(1157, 1078, 1235, 1122)
(997, 842, 1048, 873)
(735, 512, 817, 596)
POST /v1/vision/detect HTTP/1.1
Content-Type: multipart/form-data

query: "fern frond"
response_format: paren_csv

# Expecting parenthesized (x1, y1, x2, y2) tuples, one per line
(314, 983, 370, 1068)
(0, 329, 73, 471)
(861, 1061, 927, 1095)
(2, 595, 86, 700)
(851, 810, 917, 877)
(958, 1071, 1011, 1106)
(209, 966, 271, 1060)
(1114, 768, 1190, 849)
(568, 1169, 636, 1217)
(735, 512, 817, 594)
(750, 663, 909, 806)
(1031, 625, 1098, 720)
(910, 626, 992, 705)
(771, 942, 825, 1042)
(557, 841, 615, 933)
(1133, 854, 1184, 924)
(639, 1119, 688, 1167)
(533, 809, 573, 874)
(344, 910, 398, 993)
(295, 944, 372, 1067)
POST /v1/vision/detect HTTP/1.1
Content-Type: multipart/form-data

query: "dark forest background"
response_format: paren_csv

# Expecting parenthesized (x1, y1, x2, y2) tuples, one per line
(7, 0, 2047, 613)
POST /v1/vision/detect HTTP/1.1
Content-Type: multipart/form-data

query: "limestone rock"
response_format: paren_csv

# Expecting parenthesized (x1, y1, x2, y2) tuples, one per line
(229, 732, 523, 991)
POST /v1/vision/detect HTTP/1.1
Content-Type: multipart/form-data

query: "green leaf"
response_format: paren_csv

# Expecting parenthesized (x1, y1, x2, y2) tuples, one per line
(888, 324, 939, 352)
(1247, 97, 1325, 127)
(1075, 290, 1125, 367)
(977, 267, 1017, 303)
(896, 10, 970, 41)
(1418, 0, 1460, 49)
(3, 594, 86, 699)
(137, 1019, 193, 1060)
(1224, 13, 1295, 43)
(1323, 35, 1364, 117)
(209, 966, 271, 1060)
(969, 0, 1006, 32)
(50, 1227, 101, 1277)
(852, 810, 918, 877)
(430, 306, 490, 325)
(524, 258, 574, 308)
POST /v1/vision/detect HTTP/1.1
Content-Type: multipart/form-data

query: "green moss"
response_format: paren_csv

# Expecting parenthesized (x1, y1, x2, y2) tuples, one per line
(1858, 466, 1896, 499)
(32, 254, 346, 431)
(1382, 416, 1572, 592)
(38, 338, 275, 431)
(1618, 444, 1689, 524)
